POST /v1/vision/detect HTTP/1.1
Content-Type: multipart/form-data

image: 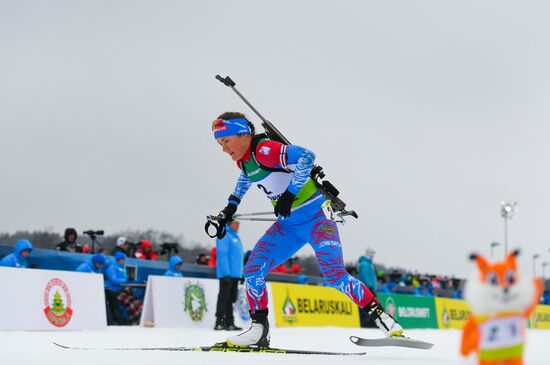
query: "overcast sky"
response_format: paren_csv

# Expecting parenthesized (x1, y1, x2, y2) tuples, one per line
(1, 0, 549, 277)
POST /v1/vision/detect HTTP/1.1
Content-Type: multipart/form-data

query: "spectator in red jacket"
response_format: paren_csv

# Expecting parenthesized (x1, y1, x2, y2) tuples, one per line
(271, 263, 289, 274)
(135, 240, 158, 261)
(209, 247, 217, 267)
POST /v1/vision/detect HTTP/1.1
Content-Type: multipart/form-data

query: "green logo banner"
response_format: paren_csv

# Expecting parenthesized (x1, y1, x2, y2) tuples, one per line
(377, 293, 438, 329)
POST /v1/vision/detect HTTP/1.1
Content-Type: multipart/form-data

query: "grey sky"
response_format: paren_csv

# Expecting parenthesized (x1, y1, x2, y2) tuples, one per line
(1, 0, 549, 277)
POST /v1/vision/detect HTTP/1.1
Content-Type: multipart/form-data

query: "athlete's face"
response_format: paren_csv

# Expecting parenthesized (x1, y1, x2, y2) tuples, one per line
(217, 134, 251, 161)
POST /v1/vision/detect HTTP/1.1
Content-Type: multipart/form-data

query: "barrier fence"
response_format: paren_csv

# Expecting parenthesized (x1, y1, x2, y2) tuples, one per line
(1, 268, 548, 331)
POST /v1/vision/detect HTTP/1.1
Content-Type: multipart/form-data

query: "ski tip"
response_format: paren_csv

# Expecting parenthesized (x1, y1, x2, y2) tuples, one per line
(349, 336, 360, 344)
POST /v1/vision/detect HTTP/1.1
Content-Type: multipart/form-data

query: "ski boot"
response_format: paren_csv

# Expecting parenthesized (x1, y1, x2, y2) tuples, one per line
(226, 309, 270, 347)
(364, 299, 404, 338)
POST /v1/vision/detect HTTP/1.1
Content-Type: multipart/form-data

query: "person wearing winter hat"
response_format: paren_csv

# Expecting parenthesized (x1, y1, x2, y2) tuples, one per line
(135, 240, 158, 261)
(56, 228, 83, 252)
(76, 253, 106, 274)
(0, 239, 33, 268)
(105, 252, 143, 325)
(112, 236, 131, 257)
(164, 256, 184, 277)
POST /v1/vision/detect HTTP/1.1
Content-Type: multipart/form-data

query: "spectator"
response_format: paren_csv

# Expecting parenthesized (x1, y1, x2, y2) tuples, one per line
(214, 220, 244, 331)
(135, 240, 158, 261)
(289, 257, 302, 275)
(196, 253, 211, 265)
(112, 236, 130, 257)
(105, 252, 142, 325)
(358, 247, 377, 292)
(164, 256, 184, 277)
(56, 228, 83, 252)
(0, 239, 33, 268)
(358, 247, 378, 328)
(76, 253, 106, 273)
(271, 263, 289, 274)
(208, 247, 217, 267)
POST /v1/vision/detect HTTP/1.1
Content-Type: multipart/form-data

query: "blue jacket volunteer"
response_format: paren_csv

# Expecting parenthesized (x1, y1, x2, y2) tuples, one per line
(76, 253, 106, 274)
(216, 225, 244, 279)
(0, 239, 33, 268)
(164, 256, 184, 277)
(105, 252, 128, 291)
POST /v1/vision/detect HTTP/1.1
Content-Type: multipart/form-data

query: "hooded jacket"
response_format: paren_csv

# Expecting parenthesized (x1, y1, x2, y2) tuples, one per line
(56, 228, 83, 252)
(358, 255, 377, 289)
(164, 256, 184, 277)
(104, 253, 128, 291)
(215, 226, 244, 279)
(0, 239, 33, 268)
(135, 240, 158, 261)
(76, 254, 106, 274)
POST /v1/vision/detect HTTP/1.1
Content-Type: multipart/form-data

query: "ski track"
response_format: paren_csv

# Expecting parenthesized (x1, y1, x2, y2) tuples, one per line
(2, 327, 549, 365)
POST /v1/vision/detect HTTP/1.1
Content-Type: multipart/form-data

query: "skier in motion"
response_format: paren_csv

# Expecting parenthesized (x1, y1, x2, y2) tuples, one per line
(210, 113, 404, 348)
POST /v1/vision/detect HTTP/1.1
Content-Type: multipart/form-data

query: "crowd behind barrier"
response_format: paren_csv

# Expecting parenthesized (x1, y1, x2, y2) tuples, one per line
(2, 230, 550, 328)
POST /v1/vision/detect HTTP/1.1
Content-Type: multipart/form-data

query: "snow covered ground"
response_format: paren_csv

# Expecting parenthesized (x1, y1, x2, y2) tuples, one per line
(3, 327, 549, 365)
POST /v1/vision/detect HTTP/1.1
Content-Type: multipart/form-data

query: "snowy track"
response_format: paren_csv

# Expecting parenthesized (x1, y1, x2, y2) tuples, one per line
(4, 327, 549, 365)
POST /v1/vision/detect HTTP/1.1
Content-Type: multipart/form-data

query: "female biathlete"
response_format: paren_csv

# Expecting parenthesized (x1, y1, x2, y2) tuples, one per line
(210, 112, 404, 347)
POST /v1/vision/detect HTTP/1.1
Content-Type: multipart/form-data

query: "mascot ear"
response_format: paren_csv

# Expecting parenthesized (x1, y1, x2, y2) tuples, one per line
(469, 253, 489, 273)
(506, 249, 520, 268)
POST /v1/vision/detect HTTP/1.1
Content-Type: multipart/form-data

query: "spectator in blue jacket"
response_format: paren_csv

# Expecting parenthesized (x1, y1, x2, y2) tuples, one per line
(214, 220, 244, 331)
(76, 253, 106, 274)
(0, 239, 33, 268)
(358, 247, 377, 292)
(164, 256, 183, 277)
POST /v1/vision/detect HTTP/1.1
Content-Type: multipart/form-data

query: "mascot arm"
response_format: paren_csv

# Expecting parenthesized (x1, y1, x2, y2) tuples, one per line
(461, 317, 479, 356)
(524, 278, 544, 317)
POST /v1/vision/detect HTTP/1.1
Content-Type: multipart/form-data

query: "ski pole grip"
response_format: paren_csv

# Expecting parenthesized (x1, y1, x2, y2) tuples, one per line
(215, 75, 236, 87)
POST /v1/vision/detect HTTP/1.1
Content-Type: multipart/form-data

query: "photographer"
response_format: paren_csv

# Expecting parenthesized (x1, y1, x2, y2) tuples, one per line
(135, 240, 158, 261)
(112, 237, 131, 257)
(56, 228, 83, 253)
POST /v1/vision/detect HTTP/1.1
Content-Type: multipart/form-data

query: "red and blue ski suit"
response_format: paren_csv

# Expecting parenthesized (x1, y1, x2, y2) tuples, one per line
(228, 137, 375, 312)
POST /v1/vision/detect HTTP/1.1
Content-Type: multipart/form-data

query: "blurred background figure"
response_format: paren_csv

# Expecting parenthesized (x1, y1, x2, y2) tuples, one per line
(214, 220, 244, 331)
(56, 228, 82, 252)
(195, 253, 211, 265)
(76, 253, 105, 274)
(164, 256, 184, 277)
(135, 240, 158, 261)
(112, 236, 130, 256)
(0, 239, 33, 268)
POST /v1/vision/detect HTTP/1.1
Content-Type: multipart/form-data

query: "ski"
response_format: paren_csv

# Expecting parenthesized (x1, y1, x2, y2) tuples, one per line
(53, 341, 366, 356)
(350, 336, 434, 350)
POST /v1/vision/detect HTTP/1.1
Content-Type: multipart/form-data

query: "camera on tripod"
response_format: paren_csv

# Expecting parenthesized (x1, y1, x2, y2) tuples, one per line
(82, 230, 104, 253)
(160, 242, 179, 256)
(83, 230, 104, 239)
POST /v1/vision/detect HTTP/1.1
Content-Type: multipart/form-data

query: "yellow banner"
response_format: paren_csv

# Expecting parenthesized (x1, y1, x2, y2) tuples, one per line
(435, 297, 472, 329)
(270, 282, 360, 327)
(529, 305, 550, 329)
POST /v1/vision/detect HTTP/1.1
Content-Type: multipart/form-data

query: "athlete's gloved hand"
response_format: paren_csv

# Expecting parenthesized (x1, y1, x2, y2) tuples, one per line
(274, 190, 296, 218)
(216, 203, 237, 238)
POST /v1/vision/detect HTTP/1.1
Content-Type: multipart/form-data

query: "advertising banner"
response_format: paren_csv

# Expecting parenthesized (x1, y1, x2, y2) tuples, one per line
(529, 305, 550, 329)
(377, 294, 438, 329)
(270, 282, 360, 327)
(140, 276, 274, 328)
(435, 297, 472, 329)
(0, 267, 106, 330)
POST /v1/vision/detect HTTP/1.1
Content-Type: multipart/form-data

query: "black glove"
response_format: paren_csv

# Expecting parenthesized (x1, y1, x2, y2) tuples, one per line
(274, 190, 296, 218)
(216, 203, 237, 238)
